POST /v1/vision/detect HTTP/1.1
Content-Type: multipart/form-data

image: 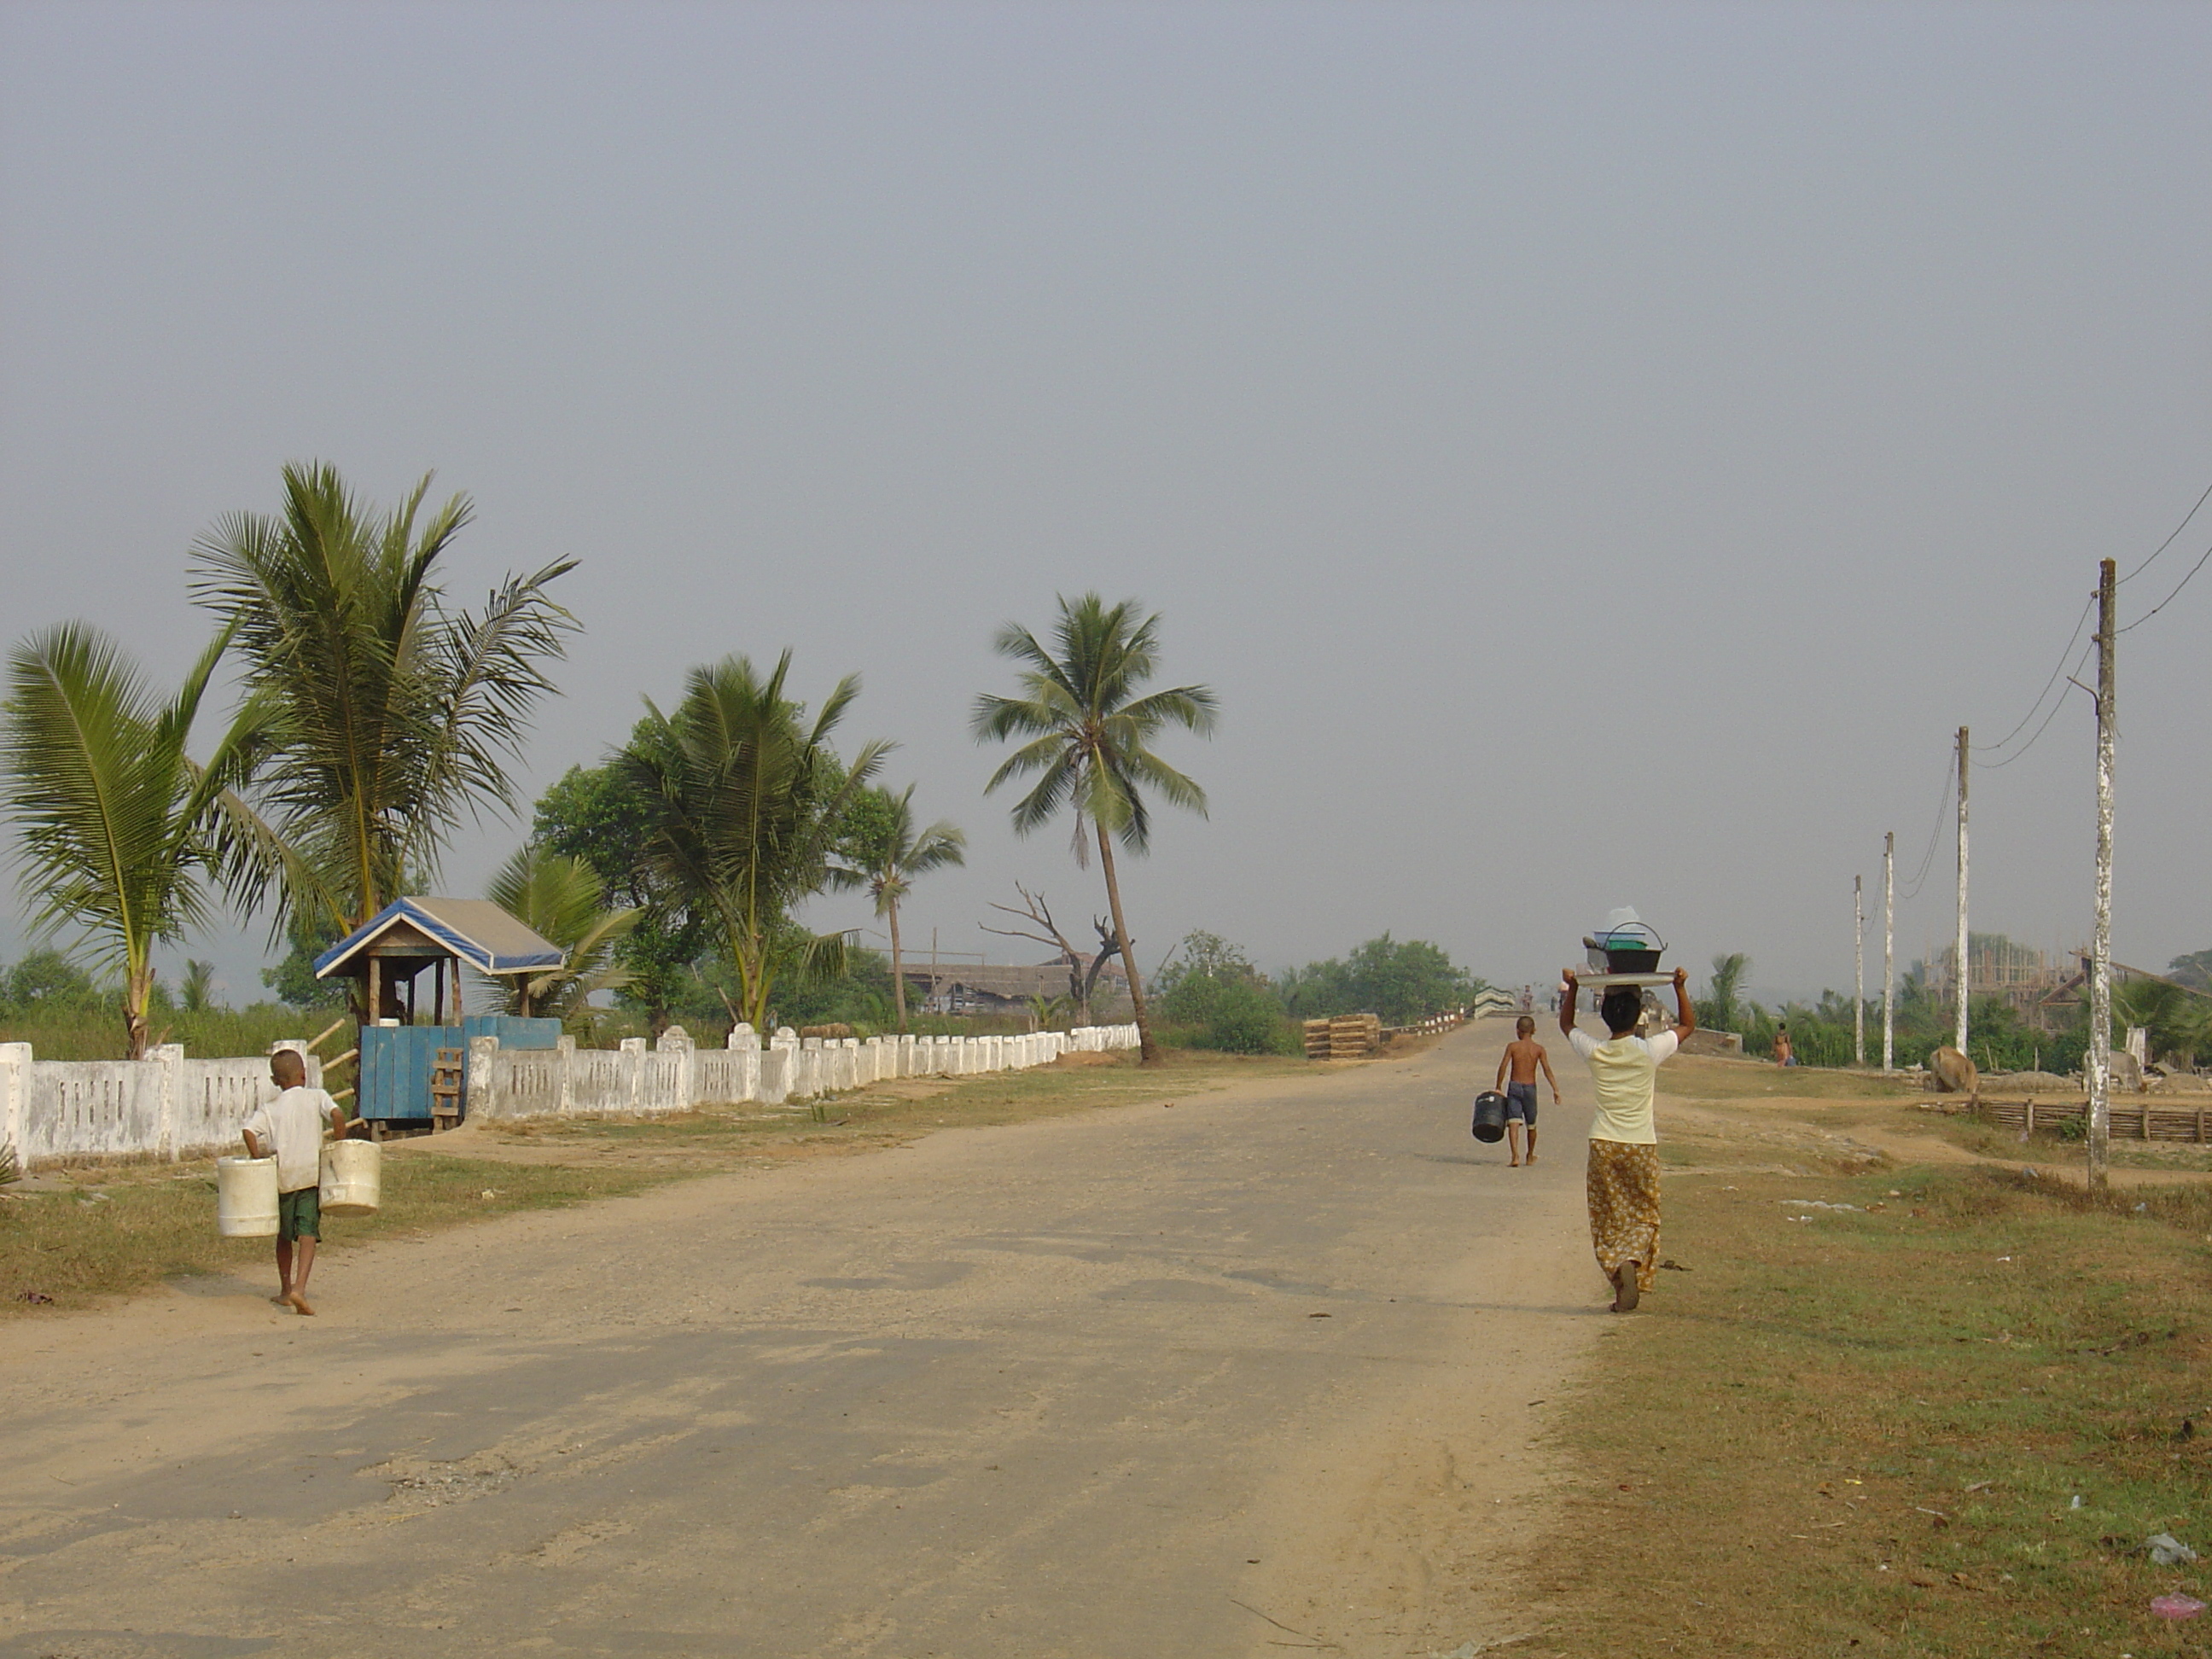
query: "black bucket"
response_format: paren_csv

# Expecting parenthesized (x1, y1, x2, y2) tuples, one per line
(1471, 1091, 1508, 1143)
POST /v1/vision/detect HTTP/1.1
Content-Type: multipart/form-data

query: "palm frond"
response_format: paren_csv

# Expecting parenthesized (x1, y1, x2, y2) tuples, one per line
(190, 463, 576, 931)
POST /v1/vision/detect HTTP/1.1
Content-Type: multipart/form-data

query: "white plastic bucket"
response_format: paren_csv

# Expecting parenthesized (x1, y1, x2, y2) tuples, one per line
(217, 1155, 280, 1238)
(319, 1138, 381, 1218)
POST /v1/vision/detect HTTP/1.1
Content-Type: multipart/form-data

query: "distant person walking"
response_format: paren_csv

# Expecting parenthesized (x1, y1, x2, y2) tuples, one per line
(1773, 1023, 1796, 1067)
(1493, 1016, 1561, 1167)
(1558, 965, 1696, 1313)
(241, 1049, 346, 1316)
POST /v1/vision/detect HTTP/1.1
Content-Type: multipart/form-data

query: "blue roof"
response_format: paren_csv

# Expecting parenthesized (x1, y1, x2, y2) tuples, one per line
(313, 897, 565, 979)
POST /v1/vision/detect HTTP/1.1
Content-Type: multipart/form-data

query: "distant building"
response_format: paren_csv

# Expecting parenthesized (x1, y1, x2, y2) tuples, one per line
(902, 953, 1128, 1016)
(2034, 955, 2186, 1031)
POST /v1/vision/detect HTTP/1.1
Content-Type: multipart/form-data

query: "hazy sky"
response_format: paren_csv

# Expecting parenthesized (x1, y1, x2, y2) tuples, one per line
(4, 1, 2210, 1011)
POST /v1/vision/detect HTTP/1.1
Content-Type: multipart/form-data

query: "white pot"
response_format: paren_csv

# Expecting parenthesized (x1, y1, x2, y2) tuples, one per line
(319, 1138, 382, 1218)
(216, 1155, 279, 1238)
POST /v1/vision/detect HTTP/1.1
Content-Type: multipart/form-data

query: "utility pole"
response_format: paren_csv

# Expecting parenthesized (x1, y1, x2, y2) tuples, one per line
(1854, 874, 1866, 1067)
(2088, 558, 2116, 1191)
(1883, 830, 1895, 1073)
(1954, 725, 1970, 1058)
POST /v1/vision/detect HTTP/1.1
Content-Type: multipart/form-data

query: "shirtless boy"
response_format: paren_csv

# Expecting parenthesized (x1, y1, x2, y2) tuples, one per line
(1493, 1016, 1561, 1167)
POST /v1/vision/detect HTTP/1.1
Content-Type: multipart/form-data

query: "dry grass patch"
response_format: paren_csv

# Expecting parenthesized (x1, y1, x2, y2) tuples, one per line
(1663, 1056, 1924, 1105)
(0, 1154, 668, 1315)
(1529, 1162, 2212, 1656)
(0, 1046, 1305, 1316)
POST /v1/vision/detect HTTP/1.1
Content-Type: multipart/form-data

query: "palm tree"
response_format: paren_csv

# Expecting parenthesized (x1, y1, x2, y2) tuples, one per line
(485, 845, 639, 1022)
(1702, 952, 1750, 1033)
(189, 462, 577, 942)
(179, 958, 218, 1013)
(2111, 977, 2212, 1069)
(2, 623, 258, 1057)
(842, 784, 964, 1031)
(620, 652, 889, 1032)
(972, 594, 1217, 1065)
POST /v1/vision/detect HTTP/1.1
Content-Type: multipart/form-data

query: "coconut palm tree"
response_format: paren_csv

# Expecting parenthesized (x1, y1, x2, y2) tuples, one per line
(1702, 952, 1750, 1034)
(972, 594, 1217, 1065)
(619, 652, 889, 1033)
(2112, 976, 2212, 1069)
(2, 623, 259, 1057)
(179, 958, 218, 1013)
(842, 784, 964, 1031)
(189, 461, 577, 940)
(485, 845, 639, 1022)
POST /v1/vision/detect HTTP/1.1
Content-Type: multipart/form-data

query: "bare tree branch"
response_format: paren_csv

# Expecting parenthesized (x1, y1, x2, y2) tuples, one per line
(981, 882, 1110, 1021)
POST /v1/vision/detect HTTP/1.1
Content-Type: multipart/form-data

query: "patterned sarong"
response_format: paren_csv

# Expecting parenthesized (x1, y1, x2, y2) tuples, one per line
(1586, 1138, 1662, 1293)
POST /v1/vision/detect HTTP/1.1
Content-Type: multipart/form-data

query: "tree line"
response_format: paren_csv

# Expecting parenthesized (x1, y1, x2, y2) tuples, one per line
(1693, 936, 2212, 1075)
(1152, 930, 1481, 1055)
(1, 463, 1219, 1063)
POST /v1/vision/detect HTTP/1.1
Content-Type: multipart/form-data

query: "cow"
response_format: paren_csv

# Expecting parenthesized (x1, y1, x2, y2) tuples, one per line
(1928, 1045, 1980, 1100)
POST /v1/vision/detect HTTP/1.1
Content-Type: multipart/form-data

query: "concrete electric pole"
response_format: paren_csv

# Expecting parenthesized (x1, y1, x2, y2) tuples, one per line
(1954, 725, 1970, 1059)
(1883, 830, 1895, 1074)
(2088, 559, 2116, 1191)
(1854, 874, 1866, 1068)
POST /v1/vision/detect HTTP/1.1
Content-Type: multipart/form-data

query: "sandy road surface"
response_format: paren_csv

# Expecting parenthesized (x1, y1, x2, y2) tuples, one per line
(0, 1021, 1615, 1659)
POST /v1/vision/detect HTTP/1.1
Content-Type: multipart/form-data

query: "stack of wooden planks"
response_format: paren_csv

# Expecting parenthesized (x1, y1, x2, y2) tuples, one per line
(1328, 1014, 1382, 1060)
(1305, 1010, 1444, 1059)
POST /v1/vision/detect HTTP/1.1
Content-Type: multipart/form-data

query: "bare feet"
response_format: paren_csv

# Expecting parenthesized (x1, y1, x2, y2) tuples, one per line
(286, 1293, 316, 1316)
(269, 1293, 289, 1307)
(1526, 1152, 1539, 1164)
(1509, 1159, 1522, 1167)
(1611, 1263, 1641, 1313)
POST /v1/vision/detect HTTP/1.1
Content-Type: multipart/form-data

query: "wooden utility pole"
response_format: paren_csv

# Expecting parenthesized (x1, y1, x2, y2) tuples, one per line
(1854, 874, 1866, 1067)
(1954, 725, 1970, 1058)
(2088, 558, 2116, 1191)
(1882, 830, 1895, 1073)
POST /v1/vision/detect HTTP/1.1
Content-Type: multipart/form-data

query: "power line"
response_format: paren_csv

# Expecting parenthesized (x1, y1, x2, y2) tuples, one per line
(1973, 594, 2093, 760)
(1970, 476, 2212, 770)
(1972, 637, 2097, 768)
(2117, 538, 2212, 634)
(2121, 476, 2212, 583)
(1895, 751, 1955, 904)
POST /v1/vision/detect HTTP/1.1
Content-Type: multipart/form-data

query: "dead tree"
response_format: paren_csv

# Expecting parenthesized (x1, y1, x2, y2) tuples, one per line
(981, 882, 1124, 1026)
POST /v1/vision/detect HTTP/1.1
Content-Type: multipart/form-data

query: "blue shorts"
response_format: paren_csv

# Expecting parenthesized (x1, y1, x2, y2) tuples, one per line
(1505, 1081, 1538, 1124)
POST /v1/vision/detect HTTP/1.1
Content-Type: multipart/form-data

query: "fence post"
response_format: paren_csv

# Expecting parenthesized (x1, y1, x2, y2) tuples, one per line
(0, 1043, 26, 1171)
(656, 1027, 696, 1111)
(463, 1034, 498, 1120)
(152, 1043, 183, 1160)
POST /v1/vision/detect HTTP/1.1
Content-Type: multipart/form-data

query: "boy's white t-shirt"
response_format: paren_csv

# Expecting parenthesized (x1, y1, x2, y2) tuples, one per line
(1567, 1027, 1679, 1144)
(242, 1086, 337, 1193)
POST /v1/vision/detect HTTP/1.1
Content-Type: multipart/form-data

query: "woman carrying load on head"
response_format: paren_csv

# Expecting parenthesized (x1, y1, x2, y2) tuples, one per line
(1557, 964, 1695, 1313)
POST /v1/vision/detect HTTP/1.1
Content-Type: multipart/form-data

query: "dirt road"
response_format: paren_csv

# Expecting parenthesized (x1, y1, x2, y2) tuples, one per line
(0, 1021, 1612, 1658)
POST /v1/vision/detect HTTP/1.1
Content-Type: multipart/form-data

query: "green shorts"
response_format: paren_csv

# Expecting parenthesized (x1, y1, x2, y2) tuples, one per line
(277, 1186, 321, 1242)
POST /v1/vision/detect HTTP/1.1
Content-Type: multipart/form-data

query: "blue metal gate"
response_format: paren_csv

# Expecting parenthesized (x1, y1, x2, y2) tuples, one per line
(356, 1017, 562, 1122)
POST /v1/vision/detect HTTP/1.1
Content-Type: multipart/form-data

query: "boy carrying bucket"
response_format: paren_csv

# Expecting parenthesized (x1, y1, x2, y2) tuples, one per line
(1493, 1016, 1561, 1167)
(1557, 966, 1695, 1313)
(241, 1049, 346, 1316)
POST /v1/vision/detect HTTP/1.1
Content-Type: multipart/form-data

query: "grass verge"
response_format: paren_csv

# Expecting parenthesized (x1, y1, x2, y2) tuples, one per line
(1, 1046, 1310, 1316)
(0, 1154, 668, 1313)
(1532, 1160, 2212, 1656)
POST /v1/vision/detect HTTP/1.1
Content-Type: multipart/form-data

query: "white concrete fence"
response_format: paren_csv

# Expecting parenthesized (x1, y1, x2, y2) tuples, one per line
(0, 1023, 1141, 1166)
(465, 1022, 1142, 1123)
(0, 1039, 324, 1169)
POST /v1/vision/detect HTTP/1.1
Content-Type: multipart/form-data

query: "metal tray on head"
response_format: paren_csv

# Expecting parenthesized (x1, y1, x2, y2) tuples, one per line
(1584, 923, 1667, 975)
(1570, 971, 1679, 989)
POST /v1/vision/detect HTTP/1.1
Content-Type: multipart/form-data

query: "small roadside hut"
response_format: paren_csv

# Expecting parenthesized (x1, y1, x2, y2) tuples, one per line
(313, 898, 566, 1132)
